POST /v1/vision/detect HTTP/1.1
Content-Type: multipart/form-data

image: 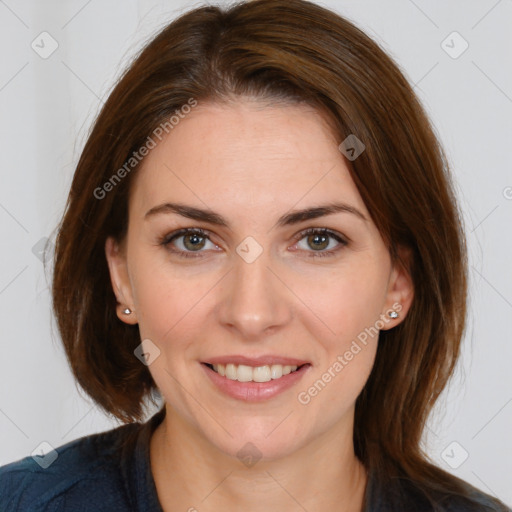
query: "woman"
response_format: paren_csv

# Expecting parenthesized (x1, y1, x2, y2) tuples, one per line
(1, 0, 509, 510)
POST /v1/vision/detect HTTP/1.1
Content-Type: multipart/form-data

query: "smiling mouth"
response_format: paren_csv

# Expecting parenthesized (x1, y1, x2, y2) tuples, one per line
(203, 362, 309, 383)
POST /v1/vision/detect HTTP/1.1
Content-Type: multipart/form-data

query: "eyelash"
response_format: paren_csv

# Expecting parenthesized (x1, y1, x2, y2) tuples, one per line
(159, 227, 348, 259)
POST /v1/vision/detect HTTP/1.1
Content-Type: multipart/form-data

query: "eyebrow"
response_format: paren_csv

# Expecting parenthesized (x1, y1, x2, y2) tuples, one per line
(144, 201, 367, 227)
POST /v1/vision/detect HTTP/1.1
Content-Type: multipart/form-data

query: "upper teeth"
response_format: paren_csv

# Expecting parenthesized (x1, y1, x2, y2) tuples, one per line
(212, 363, 299, 382)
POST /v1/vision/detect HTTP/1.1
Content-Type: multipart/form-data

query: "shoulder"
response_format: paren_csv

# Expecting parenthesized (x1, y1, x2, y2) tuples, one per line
(368, 472, 511, 512)
(404, 477, 511, 512)
(0, 421, 141, 512)
(439, 484, 512, 512)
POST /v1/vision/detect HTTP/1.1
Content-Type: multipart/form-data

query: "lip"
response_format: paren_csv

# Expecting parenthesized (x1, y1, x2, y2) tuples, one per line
(203, 355, 310, 367)
(201, 361, 311, 402)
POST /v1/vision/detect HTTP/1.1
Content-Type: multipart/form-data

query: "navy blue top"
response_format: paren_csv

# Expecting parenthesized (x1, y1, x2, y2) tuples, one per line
(1, 407, 510, 511)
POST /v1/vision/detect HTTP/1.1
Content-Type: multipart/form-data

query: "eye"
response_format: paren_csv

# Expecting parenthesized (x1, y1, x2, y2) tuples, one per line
(160, 228, 219, 258)
(160, 227, 348, 259)
(291, 228, 347, 258)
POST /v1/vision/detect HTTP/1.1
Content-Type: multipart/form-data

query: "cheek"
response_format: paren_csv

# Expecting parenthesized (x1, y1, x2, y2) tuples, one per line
(129, 251, 219, 346)
(295, 269, 383, 415)
(292, 257, 389, 344)
(290, 257, 387, 405)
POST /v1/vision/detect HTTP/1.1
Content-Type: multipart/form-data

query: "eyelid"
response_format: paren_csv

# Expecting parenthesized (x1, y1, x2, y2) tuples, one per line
(161, 227, 211, 245)
(292, 227, 348, 245)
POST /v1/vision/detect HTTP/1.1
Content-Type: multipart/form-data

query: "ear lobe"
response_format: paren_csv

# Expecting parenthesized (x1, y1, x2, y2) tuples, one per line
(380, 246, 414, 330)
(105, 236, 138, 325)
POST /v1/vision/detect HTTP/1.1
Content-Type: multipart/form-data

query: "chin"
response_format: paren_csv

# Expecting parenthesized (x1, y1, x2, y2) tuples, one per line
(200, 419, 309, 465)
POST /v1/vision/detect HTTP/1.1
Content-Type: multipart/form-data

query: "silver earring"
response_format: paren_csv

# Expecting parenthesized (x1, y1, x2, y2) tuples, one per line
(123, 308, 132, 315)
(388, 310, 399, 319)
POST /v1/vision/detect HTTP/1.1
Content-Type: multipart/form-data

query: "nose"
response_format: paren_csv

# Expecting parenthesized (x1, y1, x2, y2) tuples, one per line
(217, 248, 293, 341)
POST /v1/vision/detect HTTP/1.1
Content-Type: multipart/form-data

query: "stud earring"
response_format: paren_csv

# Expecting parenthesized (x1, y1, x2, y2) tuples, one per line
(123, 308, 132, 315)
(388, 310, 399, 319)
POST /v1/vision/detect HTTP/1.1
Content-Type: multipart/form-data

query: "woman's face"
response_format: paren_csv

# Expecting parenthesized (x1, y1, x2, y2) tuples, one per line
(106, 99, 413, 461)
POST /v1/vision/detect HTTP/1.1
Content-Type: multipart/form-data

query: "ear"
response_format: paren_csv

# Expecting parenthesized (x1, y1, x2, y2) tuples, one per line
(380, 246, 414, 330)
(105, 236, 138, 325)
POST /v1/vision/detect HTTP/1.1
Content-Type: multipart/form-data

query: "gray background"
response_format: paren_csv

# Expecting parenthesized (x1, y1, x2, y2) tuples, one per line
(0, 0, 511, 505)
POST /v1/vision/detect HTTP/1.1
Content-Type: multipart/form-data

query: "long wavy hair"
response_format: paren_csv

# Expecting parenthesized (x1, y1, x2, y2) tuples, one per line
(51, 1, 508, 510)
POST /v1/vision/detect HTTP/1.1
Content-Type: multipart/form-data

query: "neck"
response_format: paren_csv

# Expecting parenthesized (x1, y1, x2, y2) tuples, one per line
(150, 406, 368, 512)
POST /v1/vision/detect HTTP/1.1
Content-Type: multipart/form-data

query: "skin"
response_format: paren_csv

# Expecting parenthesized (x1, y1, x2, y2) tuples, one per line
(105, 99, 414, 512)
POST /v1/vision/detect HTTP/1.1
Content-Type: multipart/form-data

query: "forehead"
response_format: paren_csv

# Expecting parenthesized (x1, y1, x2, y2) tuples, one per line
(129, 100, 367, 219)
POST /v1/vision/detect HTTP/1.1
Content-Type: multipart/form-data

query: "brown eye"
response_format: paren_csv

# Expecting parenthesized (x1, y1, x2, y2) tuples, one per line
(293, 228, 347, 258)
(161, 228, 218, 258)
(182, 232, 207, 251)
(306, 233, 330, 251)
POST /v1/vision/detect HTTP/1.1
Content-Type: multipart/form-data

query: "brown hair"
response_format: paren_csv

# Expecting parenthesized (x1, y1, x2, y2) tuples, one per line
(51, 0, 507, 509)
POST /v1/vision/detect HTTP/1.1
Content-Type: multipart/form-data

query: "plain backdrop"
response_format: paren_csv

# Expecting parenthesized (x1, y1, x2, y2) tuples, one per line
(0, 0, 511, 505)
